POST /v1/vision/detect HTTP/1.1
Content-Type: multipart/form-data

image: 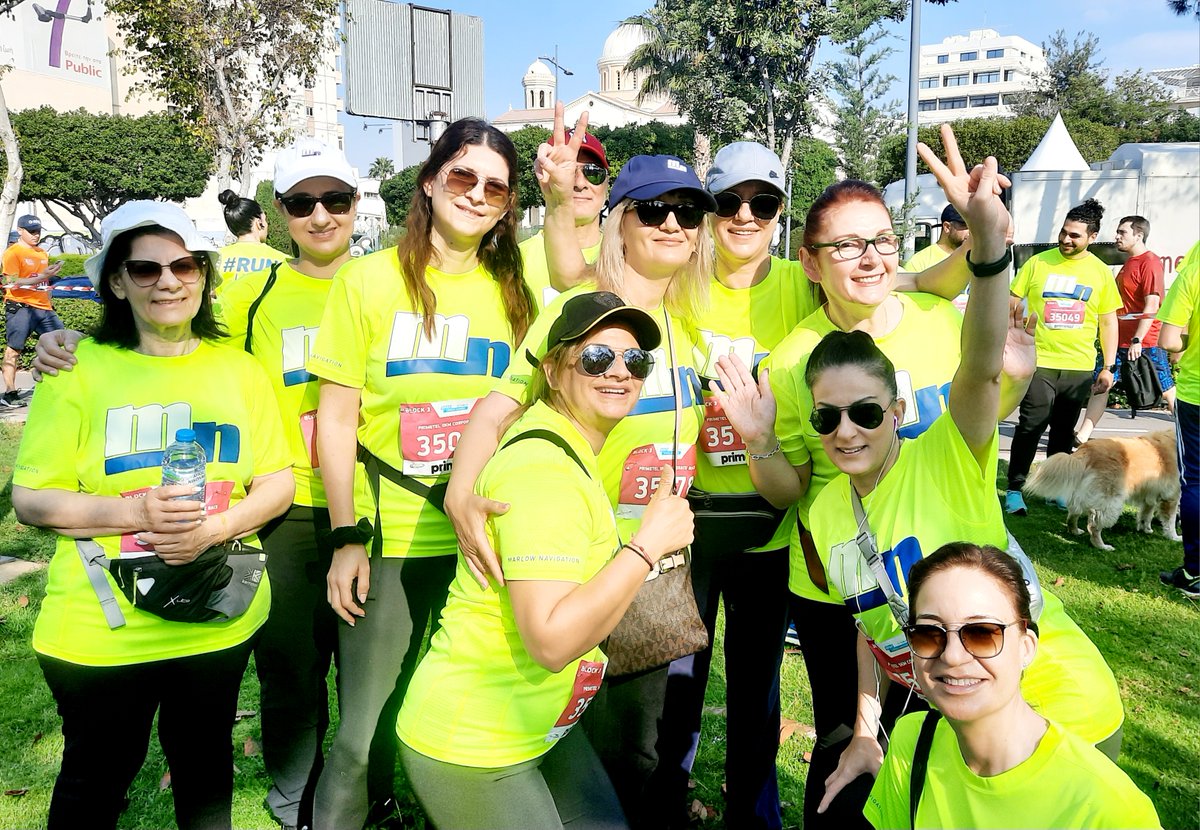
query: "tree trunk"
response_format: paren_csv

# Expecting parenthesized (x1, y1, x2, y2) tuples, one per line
(238, 152, 257, 197)
(692, 132, 712, 180)
(214, 146, 234, 195)
(0, 76, 23, 242)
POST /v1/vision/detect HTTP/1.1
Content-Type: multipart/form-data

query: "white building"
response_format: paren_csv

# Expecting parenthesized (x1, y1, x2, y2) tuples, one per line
(1151, 65, 1200, 115)
(916, 29, 1046, 124)
(493, 23, 685, 132)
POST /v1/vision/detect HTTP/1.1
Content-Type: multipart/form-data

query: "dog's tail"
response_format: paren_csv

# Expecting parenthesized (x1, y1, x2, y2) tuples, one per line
(1025, 453, 1093, 509)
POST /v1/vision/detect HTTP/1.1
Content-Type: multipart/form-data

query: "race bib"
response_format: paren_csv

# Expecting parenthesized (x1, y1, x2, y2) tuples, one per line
(119, 481, 234, 555)
(865, 632, 920, 691)
(300, 409, 319, 469)
(545, 658, 606, 742)
(398, 398, 477, 476)
(1042, 298, 1086, 330)
(700, 398, 747, 467)
(617, 443, 697, 518)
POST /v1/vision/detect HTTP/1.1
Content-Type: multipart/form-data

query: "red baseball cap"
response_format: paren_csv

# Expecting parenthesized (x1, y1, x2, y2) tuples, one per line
(556, 129, 608, 170)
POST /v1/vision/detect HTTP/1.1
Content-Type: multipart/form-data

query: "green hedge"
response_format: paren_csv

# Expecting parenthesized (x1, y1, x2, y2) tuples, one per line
(50, 254, 89, 276)
(0, 297, 101, 368)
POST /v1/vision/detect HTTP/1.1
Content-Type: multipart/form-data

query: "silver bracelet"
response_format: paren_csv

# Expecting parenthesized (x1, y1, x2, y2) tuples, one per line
(749, 439, 781, 461)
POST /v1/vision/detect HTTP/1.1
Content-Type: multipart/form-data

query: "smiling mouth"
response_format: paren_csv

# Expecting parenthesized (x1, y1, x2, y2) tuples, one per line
(938, 676, 983, 688)
(852, 273, 884, 285)
(836, 445, 867, 455)
(456, 204, 486, 218)
(596, 385, 628, 396)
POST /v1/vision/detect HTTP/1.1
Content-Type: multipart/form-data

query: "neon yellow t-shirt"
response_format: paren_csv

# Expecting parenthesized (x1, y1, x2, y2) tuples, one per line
(691, 257, 821, 551)
(397, 402, 617, 766)
(1010, 249, 1122, 371)
(866, 714, 1160, 829)
(15, 340, 292, 667)
(764, 292, 963, 602)
(902, 243, 950, 273)
(217, 241, 288, 291)
(308, 247, 519, 558)
(218, 262, 331, 508)
(519, 230, 602, 311)
(809, 413, 1123, 744)
(1157, 241, 1200, 405)
(496, 284, 704, 542)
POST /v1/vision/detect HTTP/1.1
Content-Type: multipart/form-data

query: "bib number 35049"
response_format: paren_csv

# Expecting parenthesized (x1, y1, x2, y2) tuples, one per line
(399, 399, 478, 476)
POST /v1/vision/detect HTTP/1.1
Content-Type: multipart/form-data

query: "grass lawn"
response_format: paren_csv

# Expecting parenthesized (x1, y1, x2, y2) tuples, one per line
(0, 420, 1196, 829)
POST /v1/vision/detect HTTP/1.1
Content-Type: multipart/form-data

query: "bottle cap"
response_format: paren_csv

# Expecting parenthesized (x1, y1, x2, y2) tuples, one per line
(175, 428, 196, 443)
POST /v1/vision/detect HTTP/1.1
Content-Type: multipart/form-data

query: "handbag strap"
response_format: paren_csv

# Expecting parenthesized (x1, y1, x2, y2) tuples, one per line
(357, 445, 448, 561)
(849, 486, 910, 627)
(910, 710, 942, 829)
(244, 262, 281, 354)
(75, 539, 126, 630)
(663, 308, 682, 493)
(500, 429, 589, 478)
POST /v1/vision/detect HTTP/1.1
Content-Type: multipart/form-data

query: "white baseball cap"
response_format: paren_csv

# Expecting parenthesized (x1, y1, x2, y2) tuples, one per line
(84, 201, 221, 288)
(705, 142, 786, 196)
(274, 138, 358, 194)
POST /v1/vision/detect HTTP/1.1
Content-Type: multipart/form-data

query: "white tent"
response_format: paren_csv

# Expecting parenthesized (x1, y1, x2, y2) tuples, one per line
(1021, 113, 1091, 172)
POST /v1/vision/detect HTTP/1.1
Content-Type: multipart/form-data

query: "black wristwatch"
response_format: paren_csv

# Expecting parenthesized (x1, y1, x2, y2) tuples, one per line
(1105, 364, 1118, 373)
(1130, 337, 1141, 345)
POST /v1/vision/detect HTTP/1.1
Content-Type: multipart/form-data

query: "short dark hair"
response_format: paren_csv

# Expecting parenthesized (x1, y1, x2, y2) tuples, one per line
(1120, 215, 1150, 242)
(906, 542, 1035, 629)
(92, 226, 226, 349)
(1065, 198, 1104, 235)
(804, 329, 898, 400)
(218, 189, 265, 237)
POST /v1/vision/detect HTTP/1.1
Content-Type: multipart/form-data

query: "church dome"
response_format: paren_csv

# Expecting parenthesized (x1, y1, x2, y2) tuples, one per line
(600, 23, 652, 64)
(524, 59, 554, 83)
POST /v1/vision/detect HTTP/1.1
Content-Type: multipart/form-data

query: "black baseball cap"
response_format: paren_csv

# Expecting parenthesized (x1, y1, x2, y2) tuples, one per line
(16, 215, 42, 233)
(526, 291, 661, 367)
(940, 204, 965, 225)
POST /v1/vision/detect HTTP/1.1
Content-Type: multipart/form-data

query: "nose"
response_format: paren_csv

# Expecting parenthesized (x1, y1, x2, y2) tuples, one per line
(604, 351, 634, 380)
(659, 209, 682, 232)
(309, 201, 334, 226)
(573, 166, 591, 191)
(858, 240, 882, 268)
(938, 629, 974, 666)
(155, 266, 184, 290)
(834, 409, 858, 439)
(736, 200, 755, 222)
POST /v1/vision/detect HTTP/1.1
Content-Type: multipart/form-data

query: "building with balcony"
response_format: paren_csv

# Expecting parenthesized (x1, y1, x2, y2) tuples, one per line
(916, 29, 1046, 124)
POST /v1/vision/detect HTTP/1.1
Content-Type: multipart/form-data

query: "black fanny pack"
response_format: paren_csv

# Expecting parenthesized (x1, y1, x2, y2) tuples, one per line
(77, 539, 266, 628)
(684, 487, 787, 550)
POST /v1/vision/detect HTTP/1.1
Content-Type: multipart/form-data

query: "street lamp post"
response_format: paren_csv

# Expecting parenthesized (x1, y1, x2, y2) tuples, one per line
(538, 45, 574, 107)
(903, 0, 922, 260)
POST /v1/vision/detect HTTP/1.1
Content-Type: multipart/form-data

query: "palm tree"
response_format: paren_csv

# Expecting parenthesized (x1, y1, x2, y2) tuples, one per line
(368, 157, 396, 179)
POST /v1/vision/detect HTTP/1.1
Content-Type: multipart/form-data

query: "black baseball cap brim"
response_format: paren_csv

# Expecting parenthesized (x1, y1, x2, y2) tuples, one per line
(526, 291, 661, 367)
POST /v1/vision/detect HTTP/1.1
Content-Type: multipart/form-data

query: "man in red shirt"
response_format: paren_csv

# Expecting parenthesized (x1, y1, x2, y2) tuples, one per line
(1077, 214, 1175, 442)
(2, 214, 63, 408)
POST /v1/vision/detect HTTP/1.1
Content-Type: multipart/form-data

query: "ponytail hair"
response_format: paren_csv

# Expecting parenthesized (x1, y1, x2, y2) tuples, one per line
(397, 118, 534, 345)
(804, 329, 898, 399)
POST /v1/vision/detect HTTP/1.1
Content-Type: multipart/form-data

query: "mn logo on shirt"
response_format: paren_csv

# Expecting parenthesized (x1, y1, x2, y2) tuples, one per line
(630, 348, 701, 416)
(1042, 273, 1094, 302)
(895, 370, 951, 436)
(103, 402, 241, 474)
(385, 311, 511, 378)
(695, 330, 768, 377)
(281, 325, 318, 386)
(828, 534, 924, 615)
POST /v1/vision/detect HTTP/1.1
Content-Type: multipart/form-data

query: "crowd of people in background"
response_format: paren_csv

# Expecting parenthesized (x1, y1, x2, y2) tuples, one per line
(6, 101, 1196, 830)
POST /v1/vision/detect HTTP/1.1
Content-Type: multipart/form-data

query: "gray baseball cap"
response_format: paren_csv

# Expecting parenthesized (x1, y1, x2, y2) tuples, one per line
(706, 142, 786, 196)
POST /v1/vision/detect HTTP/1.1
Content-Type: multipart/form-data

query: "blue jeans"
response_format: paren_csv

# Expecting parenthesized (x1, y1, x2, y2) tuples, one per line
(1177, 399, 1199, 573)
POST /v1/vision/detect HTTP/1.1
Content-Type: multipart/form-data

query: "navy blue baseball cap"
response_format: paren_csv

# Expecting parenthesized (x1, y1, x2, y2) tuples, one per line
(16, 214, 42, 233)
(607, 155, 717, 212)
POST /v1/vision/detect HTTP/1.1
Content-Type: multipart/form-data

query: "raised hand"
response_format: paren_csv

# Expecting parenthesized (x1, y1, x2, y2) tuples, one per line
(632, 464, 695, 559)
(535, 101, 589, 208)
(1004, 308, 1038, 387)
(711, 354, 778, 455)
(917, 124, 1011, 262)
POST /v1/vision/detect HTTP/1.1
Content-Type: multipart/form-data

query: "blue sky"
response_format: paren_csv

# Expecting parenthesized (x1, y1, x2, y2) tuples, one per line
(340, 0, 1200, 171)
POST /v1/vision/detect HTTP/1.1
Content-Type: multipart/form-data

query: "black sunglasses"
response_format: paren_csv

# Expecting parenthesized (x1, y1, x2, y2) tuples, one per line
(904, 620, 1023, 660)
(123, 256, 207, 287)
(578, 344, 655, 380)
(714, 191, 782, 220)
(809, 400, 893, 435)
(631, 200, 706, 230)
(580, 163, 609, 186)
(277, 191, 356, 218)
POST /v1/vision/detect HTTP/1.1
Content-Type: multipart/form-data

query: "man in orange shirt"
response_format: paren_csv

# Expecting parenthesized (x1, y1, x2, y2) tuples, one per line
(2, 215, 63, 407)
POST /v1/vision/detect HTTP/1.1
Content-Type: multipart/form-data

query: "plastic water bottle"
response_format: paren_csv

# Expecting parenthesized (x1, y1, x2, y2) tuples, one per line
(162, 428, 206, 506)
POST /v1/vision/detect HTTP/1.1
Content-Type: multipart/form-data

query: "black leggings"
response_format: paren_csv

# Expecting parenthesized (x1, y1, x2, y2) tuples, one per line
(39, 639, 255, 830)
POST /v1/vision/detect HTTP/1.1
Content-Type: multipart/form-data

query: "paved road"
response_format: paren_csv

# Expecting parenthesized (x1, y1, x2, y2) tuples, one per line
(999, 406, 1176, 464)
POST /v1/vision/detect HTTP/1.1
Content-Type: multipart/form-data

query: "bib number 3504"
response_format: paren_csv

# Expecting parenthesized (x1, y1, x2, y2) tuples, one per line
(399, 399, 477, 476)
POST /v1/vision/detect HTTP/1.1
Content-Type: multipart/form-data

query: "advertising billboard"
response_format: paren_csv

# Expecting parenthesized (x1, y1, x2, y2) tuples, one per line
(0, 0, 108, 88)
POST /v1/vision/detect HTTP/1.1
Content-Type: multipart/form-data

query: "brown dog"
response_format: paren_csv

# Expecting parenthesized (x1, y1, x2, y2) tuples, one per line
(1024, 429, 1180, 551)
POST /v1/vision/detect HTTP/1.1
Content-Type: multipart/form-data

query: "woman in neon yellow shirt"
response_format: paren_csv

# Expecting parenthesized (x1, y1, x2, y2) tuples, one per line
(216, 188, 288, 288)
(13, 201, 294, 830)
(397, 292, 693, 828)
(307, 118, 536, 829)
(445, 108, 714, 826)
(867, 542, 1158, 829)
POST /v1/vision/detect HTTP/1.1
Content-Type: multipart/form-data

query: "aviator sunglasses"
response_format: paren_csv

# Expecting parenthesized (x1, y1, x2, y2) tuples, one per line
(714, 191, 782, 220)
(809, 400, 894, 435)
(277, 191, 356, 218)
(904, 620, 1023, 660)
(580, 162, 609, 186)
(630, 200, 706, 230)
(578, 344, 655, 380)
(442, 167, 511, 208)
(123, 256, 207, 287)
